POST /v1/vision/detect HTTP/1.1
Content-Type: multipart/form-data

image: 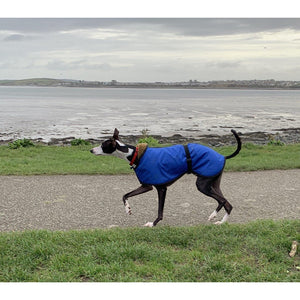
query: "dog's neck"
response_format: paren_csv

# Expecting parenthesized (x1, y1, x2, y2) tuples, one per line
(113, 140, 136, 162)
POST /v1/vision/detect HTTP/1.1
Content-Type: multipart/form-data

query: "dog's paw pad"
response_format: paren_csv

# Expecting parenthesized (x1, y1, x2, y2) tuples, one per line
(143, 222, 154, 227)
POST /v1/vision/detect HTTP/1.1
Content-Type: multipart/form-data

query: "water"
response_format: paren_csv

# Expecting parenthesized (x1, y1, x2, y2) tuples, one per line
(0, 86, 299, 142)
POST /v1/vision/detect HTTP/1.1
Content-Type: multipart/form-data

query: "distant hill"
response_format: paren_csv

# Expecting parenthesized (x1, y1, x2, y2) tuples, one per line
(0, 78, 68, 86)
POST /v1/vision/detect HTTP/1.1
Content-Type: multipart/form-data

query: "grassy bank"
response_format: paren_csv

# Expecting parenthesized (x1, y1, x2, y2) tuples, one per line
(0, 143, 299, 175)
(0, 220, 299, 282)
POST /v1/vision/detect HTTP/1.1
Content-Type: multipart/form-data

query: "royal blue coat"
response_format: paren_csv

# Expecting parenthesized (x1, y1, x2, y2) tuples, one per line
(134, 144, 225, 185)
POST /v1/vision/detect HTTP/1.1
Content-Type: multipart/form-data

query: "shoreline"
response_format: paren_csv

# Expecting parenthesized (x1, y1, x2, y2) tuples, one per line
(1, 84, 300, 91)
(1, 127, 300, 147)
(1, 78, 300, 90)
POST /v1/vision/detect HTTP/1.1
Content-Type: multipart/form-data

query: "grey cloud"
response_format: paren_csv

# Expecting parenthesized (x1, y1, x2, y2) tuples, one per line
(0, 18, 99, 33)
(1, 18, 300, 82)
(47, 59, 88, 70)
(46, 59, 113, 71)
(3, 33, 40, 42)
(0, 18, 300, 37)
(85, 63, 112, 70)
(206, 60, 243, 69)
(0, 61, 13, 68)
(158, 18, 300, 36)
(3, 34, 25, 41)
(0, 18, 135, 34)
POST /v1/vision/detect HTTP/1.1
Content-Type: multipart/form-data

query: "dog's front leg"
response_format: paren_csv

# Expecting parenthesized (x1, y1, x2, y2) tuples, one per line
(123, 184, 153, 215)
(144, 186, 167, 227)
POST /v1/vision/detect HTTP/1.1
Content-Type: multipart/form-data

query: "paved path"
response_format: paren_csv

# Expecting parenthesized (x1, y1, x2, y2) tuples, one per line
(0, 170, 299, 231)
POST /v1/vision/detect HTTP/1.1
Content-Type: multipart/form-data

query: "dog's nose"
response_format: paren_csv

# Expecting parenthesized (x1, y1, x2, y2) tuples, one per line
(90, 149, 94, 153)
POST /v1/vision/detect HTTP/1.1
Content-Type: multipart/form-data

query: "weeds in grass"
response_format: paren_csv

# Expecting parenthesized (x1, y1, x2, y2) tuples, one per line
(8, 138, 35, 149)
(138, 130, 160, 146)
(71, 138, 91, 146)
(268, 138, 285, 146)
(138, 136, 160, 146)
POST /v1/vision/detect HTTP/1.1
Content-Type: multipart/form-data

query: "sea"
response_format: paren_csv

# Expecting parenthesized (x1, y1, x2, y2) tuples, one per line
(0, 86, 299, 142)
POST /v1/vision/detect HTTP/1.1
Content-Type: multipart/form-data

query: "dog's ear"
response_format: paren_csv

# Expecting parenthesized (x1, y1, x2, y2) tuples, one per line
(113, 128, 119, 140)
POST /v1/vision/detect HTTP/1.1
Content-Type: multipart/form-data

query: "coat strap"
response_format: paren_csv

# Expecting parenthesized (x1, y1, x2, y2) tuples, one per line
(184, 145, 192, 174)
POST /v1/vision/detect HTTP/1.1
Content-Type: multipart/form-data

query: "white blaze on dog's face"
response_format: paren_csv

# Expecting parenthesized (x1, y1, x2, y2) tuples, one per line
(90, 145, 103, 155)
(90, 144, 106, 155)
(113, 140, 134, 160)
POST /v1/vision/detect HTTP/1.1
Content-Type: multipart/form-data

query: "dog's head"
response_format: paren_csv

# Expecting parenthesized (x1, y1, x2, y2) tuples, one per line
(90, 128, 129, 157)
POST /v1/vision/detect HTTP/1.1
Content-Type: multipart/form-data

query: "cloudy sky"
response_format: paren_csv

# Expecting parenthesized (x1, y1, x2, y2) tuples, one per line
(0, 18, 300, 82)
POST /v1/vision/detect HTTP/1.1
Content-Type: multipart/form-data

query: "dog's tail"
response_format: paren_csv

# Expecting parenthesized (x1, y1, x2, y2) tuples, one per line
(225, 129, 242, 160)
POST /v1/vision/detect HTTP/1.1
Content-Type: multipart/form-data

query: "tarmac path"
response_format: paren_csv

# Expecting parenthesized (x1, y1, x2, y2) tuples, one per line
(0, 170, 299, 231)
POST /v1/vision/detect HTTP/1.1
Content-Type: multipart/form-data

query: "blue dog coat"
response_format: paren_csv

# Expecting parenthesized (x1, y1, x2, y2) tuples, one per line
(134, 144, 225, 185)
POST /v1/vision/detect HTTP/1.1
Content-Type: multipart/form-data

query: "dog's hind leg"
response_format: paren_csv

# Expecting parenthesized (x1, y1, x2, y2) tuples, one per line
(196, 174, 233, 224)
(209, 193, 232, 225)
(144, 186, 167, 227)
(123, 184, 153, 215)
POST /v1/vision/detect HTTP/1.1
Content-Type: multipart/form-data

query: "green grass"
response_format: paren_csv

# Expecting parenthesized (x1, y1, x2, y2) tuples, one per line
(0, 145, 130, 175)
(0, 143, 299, 175)
(0, 220, 299, 282)
(220, 143, 300, 172)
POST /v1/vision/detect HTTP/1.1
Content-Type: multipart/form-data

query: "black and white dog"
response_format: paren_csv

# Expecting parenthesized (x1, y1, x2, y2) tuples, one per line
(90, 128, 241, 227)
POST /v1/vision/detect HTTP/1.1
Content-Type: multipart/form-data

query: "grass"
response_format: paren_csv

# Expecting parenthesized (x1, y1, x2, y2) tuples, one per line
(0, 143, 299, 175)
(0, 145, 129, 175)
(0, 220, 299, 282)
(220, 142, 300, 172)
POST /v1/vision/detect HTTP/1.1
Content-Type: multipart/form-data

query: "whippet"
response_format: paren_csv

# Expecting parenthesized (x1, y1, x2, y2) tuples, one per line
(90, 128, 241, 227)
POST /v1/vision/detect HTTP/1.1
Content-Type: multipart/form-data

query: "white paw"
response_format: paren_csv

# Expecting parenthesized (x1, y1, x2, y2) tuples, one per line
(124, 201, 132, 215)
(214, 213, 229, 225)
(214, 221, 223, 225)
(208, 210, 217, 221)
(143, 222, 154, 227)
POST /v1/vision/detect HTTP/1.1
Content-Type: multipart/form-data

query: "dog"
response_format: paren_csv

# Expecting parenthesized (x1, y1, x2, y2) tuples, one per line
(90, 128, 241, 227)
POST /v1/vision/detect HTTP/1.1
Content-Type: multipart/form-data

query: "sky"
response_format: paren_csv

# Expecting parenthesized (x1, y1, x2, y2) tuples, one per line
(1, 17, 300, 82)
